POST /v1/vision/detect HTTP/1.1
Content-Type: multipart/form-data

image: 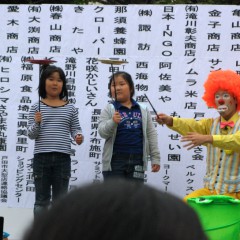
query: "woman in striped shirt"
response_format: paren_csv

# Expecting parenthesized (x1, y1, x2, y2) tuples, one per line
(27, 65, 83, 218)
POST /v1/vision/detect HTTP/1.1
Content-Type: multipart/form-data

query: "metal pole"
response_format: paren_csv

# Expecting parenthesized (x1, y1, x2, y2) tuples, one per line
(110, 63, 118, 102)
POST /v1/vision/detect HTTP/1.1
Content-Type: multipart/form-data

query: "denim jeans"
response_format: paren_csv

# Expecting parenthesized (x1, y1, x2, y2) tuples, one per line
(33, 152, 71, 218)
(103, 152, 144, 183)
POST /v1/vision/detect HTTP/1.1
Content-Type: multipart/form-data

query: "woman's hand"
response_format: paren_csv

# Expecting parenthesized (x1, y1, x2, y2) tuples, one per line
(75, 134, 84, 145)
(181, 132, 213, 150)
(152, 164, 160, 172)
(34, 111, 42, 123)
(155, 113, 173, 126)
(113, 111, 121, 124)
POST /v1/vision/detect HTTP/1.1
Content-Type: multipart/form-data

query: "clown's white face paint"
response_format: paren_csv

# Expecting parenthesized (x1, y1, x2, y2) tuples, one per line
(215, 90, 237, 120)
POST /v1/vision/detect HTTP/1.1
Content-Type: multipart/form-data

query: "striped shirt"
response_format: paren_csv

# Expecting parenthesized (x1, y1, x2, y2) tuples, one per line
(27, 101, 82, 155)
(206, 117, 240, 194)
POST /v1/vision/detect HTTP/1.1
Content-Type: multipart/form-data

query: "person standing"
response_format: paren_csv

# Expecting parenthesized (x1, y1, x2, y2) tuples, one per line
(98, 71, 160, 182)
(156, 69, 240, 200)
(27, 65, 83, 218)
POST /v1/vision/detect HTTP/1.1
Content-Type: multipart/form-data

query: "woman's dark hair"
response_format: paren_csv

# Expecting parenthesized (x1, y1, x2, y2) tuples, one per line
(23, 180, 208, 240)
(108, 71, 135, 98)
(38, 65, 68, 100)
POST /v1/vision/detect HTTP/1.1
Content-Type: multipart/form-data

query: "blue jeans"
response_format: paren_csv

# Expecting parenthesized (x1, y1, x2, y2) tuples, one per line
(103, 152, 144, 183)
(33, 152, 71, 218)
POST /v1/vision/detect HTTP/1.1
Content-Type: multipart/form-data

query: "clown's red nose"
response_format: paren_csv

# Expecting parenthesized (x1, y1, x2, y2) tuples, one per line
(218, 99, 225, 105)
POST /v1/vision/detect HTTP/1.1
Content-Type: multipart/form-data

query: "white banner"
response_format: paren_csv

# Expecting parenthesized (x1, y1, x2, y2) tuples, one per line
(0, 4, 239, 208)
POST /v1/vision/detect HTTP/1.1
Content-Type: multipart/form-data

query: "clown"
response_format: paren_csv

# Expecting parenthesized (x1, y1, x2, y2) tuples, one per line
(156, 69, 240, 200)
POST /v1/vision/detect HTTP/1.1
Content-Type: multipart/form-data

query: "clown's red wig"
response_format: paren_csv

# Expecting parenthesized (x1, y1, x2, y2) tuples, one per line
(202, 69, 240, 111)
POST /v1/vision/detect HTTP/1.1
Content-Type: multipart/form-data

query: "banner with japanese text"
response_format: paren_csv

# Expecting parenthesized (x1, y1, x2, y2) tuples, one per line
(0, 4, 239, 208)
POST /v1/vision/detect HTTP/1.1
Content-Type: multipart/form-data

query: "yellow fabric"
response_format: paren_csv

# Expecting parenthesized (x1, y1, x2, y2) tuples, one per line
(169, 112, 240, 152)
(184, 188, 240, 201)
(203, 117, 240, 194)
(168, 113, 240, 195)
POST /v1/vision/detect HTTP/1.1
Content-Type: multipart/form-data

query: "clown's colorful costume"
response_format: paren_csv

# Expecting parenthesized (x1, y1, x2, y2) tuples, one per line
(164, 70, 240, 200)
